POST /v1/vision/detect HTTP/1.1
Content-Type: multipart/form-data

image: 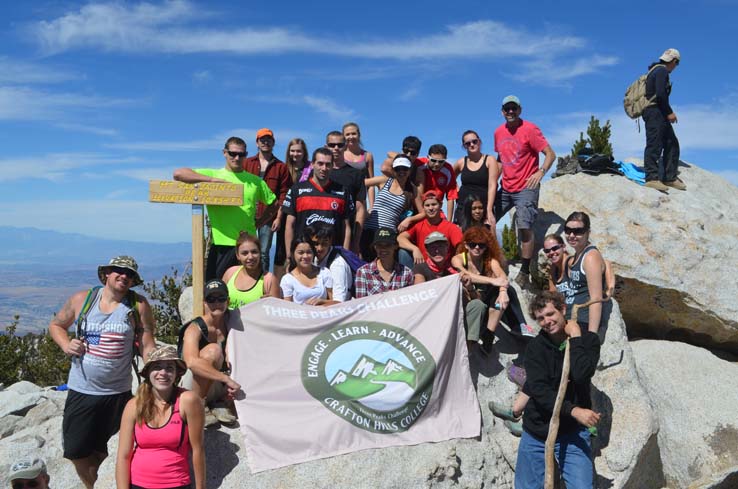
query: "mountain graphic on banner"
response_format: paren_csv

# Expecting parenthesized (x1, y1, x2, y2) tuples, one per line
(329, 354, 416, 399)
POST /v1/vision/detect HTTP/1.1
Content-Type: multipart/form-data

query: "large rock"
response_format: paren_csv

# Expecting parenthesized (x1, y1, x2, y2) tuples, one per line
(535, 161, 738, 353)
(632, 339, 738, 488)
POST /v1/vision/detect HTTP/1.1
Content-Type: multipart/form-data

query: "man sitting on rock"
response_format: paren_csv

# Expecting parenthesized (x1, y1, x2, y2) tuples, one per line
(514, 290, 600, 488)
(9, 457, 50, 489)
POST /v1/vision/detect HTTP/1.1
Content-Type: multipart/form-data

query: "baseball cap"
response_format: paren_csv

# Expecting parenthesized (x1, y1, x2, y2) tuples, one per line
(422, 190, 441, 202)
(392, 157, 412, 169)
(424, 231, 448, 245)
(10, 457, 46, 481)
(204, 279, 228, 299)
(502, 95, 521, 107)
(373, 227, 398, 245)
(660, 48, 681, 63)
(97, 255, 143, 287)
(256, 128, 274, 140)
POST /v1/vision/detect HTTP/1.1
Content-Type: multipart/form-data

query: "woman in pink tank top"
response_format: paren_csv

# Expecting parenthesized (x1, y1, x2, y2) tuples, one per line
(116, 345, 205, 489)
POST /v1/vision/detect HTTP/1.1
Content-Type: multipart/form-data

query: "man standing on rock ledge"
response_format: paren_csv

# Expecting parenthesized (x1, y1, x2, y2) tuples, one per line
(492, 95, 556, 289)
(48, 256, 156, 489)
(643, 48, 686, 193)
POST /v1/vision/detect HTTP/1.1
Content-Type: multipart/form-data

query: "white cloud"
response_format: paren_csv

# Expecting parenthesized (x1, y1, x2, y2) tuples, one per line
(512, 55, 619, 85)
(115, 167, 176, 182)
(301, 96, 355, 121)
(0, 56, 79, 84)
(54, 122, 119, 136)
(0, 153, 141, 182)
(0, 86, 135, 121)
(192, 70, 211, 83)
(0, 199, 190, 242)
(398, 86, 421, 102)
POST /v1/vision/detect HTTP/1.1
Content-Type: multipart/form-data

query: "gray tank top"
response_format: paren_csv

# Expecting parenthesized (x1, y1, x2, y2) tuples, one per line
(564, 245, 603, 324)
(67, 292, 135, 395)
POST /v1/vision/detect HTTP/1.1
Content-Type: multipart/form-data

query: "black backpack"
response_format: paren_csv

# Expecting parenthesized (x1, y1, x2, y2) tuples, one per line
(578, 154, 622, 176)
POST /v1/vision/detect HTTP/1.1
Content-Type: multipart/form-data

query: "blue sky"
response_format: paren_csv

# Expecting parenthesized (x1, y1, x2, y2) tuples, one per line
(1, 0, 736, 243)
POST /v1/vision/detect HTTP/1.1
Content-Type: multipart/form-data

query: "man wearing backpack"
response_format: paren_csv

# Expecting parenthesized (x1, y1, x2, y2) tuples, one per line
(48, 256, 156, 489)
(305, 223, 355, 302)
(643, 48, 685, 192)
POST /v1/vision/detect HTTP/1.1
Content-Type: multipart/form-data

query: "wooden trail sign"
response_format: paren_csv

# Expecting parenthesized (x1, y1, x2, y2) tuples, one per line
(149, 180, 243, 317)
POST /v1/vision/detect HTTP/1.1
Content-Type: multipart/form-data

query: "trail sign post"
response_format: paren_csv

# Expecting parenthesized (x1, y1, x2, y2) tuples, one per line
(149, 180, 243, 317)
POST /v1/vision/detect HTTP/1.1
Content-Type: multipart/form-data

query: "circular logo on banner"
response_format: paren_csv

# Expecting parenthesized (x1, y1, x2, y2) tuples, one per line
(302, 322, 436, 434)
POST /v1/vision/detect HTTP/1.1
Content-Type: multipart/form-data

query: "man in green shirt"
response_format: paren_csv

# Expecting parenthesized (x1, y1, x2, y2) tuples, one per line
(174, 136, 277, 280)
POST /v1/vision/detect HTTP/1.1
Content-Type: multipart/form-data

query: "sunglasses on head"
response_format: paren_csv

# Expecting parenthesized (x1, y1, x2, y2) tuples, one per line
(467, 241, 487, 249)
(564, 226, 588, 236)
(403, 148, 419, 156)
(227, 150, 247, 158)
(543, 244, 563, 254)
(428, 157, 445, 164)
(463, 139, 479, 148)
(205, 296, 228, 304)
(13, 481, 40, 489)
(326, 142, 345, 149)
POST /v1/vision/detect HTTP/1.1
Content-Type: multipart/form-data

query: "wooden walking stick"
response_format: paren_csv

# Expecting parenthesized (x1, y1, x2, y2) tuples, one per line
(543, 297, 608, 489)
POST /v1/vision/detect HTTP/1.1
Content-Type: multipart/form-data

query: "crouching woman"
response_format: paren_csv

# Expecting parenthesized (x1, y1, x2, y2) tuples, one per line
(116, 345, 205, 489)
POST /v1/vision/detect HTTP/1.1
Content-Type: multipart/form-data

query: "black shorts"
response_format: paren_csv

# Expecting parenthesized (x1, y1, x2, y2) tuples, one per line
(62, 389, 132, 460)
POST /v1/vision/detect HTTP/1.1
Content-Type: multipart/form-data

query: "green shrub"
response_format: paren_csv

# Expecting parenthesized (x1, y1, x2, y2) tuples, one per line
(0, 316, 70, 387)
(502, 224, 518, 262)
(570, 115, 613, 157)
(143, 267, 192, 345)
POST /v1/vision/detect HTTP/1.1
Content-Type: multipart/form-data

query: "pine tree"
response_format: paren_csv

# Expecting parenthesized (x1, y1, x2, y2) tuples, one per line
(502, 224, 518, 261)
(143, 267, 193, 345)
(570, 116, 613, 157)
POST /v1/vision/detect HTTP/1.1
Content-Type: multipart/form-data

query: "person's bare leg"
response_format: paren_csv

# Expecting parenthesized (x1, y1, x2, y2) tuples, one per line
(519, 229, 534, 261)
(190, 343, 224, 401)
(71, 451, 106, 489)
(486, 309, 503, 334)
(273, 264, 286, 283)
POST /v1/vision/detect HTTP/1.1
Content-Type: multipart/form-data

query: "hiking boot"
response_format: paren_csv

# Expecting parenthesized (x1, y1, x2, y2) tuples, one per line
(644, 180, 670, 193)
(203, 407, 219, 428)
(211, 406, 237, 425)
(504, 419, 523, 437)
(519, 323, 537, 338)
(507, 363, 527, 387)
(664, 178, 687, 190)
(488, 401, 520, 422)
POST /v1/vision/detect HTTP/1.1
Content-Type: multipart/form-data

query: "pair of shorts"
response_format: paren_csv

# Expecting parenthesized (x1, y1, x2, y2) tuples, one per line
(493, 187, 539, 230)
(62, 390, 132, 459)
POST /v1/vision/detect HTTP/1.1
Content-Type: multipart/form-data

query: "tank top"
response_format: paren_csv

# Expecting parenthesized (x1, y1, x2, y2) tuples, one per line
(458, 155, 490, 204)
(564, 245, 605, 323)
(131, 389, 191, 489)
(365, 178, 408, 231)
(226, 266, 265, 308)
(67, 292, 135, 395)
(345, 151, 367, 170)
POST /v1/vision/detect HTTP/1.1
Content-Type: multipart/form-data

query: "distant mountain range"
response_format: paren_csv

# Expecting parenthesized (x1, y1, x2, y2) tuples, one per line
(0, 226, 191, 334)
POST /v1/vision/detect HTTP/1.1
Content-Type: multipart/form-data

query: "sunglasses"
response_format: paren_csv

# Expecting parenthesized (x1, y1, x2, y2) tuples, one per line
(13, 481, 40, 489)
(227, 150, 247, 158)
(403, 148, 419, 156)
(543, 244, 563, 254)
(205, 296, 228, 304)
(467, 242, 487, 249)
(428, 157, 445, 164)
(502, 105, 519, 113)
(463, 139, 479, 148)
(564, 226, 588, 236)
(110, 266, 134, 277)
(326, 142, 345, 149)
(258, 137, 274, 144)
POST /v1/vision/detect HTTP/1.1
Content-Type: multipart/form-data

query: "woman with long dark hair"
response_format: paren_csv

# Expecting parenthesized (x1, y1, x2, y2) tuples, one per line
(222, 232, 280, 308)
(453, 130, 499, 226)
(280, 236, 335, 305)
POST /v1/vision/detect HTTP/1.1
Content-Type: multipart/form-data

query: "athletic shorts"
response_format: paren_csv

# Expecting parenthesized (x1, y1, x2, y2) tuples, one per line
(493, 187, 539, 230)
(62, 389, 132, 460)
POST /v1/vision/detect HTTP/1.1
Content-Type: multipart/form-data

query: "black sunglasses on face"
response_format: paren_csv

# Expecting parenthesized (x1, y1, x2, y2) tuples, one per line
(326, 142, 345, 149)
(110, 266, 134, 277)
(258, 137, 274, 144)
(463, 139, 479, 148)
(428, 157, 446, 164)
(13, 481, 40, 489)
(227, 150, 247, 158)
(205, 296, 228, 304)
(467, 242, 487, 249)
(564, 226, 587, 236)
(502, 105, 519, 113)
(403, 148, 419, 156)
(543, 244, 563, 254)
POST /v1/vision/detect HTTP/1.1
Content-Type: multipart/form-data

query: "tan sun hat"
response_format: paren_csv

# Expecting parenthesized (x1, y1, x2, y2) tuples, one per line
(140, 345, 187, 378)
(97, 255, 143, 287)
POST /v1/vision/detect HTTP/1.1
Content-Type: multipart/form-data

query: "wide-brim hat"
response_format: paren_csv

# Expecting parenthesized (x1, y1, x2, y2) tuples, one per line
(97, 255, 143, 287)
(140, 344, 187, 378)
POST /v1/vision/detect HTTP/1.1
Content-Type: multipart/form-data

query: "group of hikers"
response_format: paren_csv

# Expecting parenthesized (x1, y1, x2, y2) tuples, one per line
(28, 47, 683, 489)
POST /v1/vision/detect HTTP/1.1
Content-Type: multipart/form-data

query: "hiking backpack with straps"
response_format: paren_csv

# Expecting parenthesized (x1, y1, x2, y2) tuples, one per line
(75, 286, 144, 378)
(623, 64, 663, 119)
(327, 246, 367, 297)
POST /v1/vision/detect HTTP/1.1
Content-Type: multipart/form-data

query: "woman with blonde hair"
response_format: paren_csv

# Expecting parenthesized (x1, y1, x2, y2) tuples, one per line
(342, 122, 376, 207)
(116, 345, 205, 489)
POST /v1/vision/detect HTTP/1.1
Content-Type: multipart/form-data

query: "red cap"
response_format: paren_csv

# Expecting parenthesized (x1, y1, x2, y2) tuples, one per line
(422, 190, 441, 202)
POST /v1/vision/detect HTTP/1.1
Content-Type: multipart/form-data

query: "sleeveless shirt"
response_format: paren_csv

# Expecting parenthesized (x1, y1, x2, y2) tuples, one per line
(131, 389, 191, 488)
(564, 245, 605, 323)
(365, 178, 407, 231)
(458, 155, 490, 204)
(67, 292, 135, 395)
(226, 266, 265, 308)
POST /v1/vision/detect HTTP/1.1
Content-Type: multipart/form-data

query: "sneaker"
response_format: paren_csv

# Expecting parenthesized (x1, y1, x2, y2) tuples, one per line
(644, 180, 670, 193)
(488, 401, 519, 422)
(664, 178, 687, 190)
(504, 419, 523, 437)
(203, 407, 219, 428)
(519, 323, 537, 338)
(507, 363, 527, 387)
(211, 406, 237, 425)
